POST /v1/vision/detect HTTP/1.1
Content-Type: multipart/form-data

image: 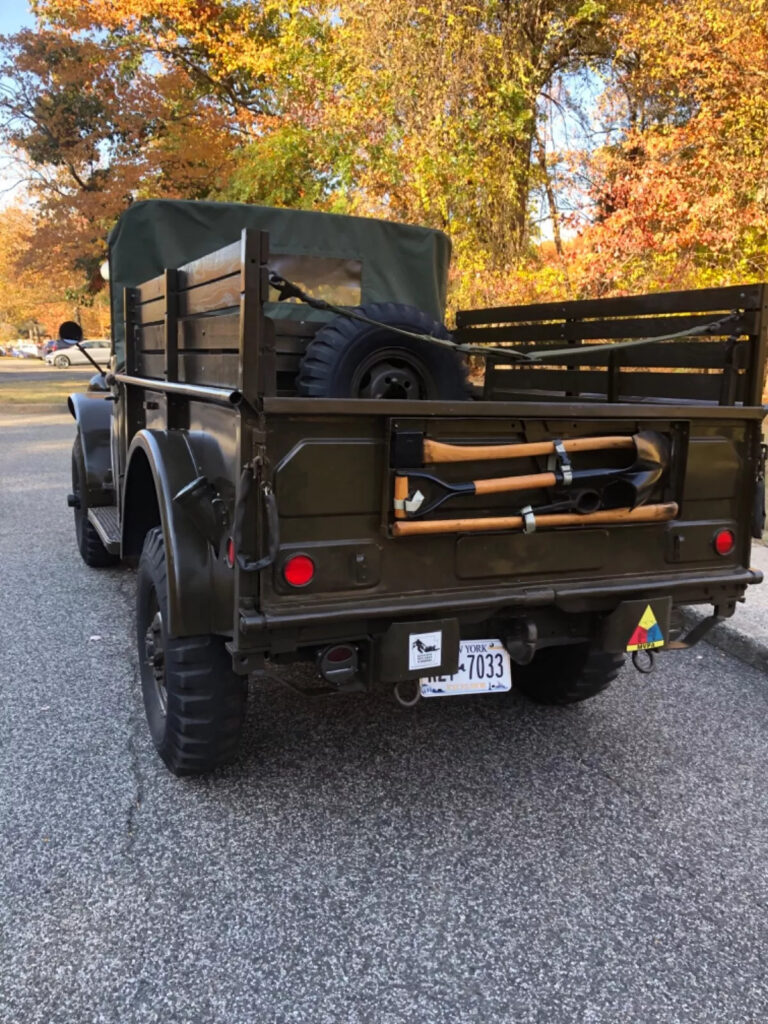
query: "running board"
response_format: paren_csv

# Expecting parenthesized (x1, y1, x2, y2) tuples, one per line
(87, 507, 120, 554)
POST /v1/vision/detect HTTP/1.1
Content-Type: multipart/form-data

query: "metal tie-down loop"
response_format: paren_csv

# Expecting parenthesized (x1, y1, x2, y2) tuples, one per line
(632, 649, 656, 674)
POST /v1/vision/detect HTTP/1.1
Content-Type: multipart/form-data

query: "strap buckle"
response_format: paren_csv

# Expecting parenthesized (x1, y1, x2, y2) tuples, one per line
(393, 490, 425, 514)
(520, 505, 537, 534)
(547, 439, 573, 486)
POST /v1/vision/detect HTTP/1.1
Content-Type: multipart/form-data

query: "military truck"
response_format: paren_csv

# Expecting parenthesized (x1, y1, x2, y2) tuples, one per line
(68, 199, 767, 775)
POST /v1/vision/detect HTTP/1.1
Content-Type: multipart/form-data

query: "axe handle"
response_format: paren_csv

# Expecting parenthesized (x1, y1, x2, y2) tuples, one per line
(392, 502, 678, 537)
(423, 435, 635, 464)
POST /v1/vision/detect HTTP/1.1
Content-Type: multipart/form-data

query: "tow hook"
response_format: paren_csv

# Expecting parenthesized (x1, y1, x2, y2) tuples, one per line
(632, 649, 656, 674)
(393, 679, 421, 708)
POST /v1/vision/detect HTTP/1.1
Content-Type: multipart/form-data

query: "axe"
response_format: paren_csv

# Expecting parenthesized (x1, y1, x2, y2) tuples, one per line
(391, 431, 637, 468)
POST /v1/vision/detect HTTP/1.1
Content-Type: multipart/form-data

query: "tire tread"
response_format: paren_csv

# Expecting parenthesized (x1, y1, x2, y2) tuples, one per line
(513, 643, 624, 706)
(296, 302, 468, 399)
(137, 528, 247, 776)
(72, 434, 118, 568)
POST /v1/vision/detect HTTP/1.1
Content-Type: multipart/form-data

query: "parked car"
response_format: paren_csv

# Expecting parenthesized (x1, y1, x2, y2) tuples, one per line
(45, 340, 110, 368)
(11, 342, 41, 359)
(43, 338, 64, 358)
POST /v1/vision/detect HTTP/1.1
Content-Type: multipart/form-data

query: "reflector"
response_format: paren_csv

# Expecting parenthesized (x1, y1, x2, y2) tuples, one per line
(714, 530, 735, 556)
(284, 554, 314, 586)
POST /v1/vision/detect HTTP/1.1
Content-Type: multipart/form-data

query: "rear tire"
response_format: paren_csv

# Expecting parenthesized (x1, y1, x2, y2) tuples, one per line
(297, 303, 469, 400)
(71, 434, 118, 567)
(513, 643, 625, 705)
(136, 528, 247, 776)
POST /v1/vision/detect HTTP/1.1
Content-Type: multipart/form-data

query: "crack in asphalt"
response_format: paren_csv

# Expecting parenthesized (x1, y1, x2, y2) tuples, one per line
(513, 708, 658, 812)
(124, 653, 146, 856)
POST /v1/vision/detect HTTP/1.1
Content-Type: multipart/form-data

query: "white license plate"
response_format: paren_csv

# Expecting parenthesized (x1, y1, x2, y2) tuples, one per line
(420, 639, 512, 697)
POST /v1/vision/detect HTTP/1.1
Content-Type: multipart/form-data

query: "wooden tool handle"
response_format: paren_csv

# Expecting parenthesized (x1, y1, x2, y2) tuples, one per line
(391, 502, 678, 537)
(423, 435, 635, 464)
(473, 471, 557, 495)
(393, 475, 409, 520)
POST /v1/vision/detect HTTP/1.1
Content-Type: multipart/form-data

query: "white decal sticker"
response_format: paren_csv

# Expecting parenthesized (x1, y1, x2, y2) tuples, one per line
(408, 631, 443, 671)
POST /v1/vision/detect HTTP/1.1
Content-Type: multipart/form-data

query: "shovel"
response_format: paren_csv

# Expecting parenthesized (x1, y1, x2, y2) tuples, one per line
(394, 431, 670, 518)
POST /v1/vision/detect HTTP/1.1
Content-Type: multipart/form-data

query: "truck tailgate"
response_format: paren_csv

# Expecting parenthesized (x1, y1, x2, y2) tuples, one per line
(257, 398, 762, 622)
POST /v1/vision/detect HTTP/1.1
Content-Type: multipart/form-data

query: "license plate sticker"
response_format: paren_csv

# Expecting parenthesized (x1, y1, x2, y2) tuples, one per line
(420, 639, 512, 697)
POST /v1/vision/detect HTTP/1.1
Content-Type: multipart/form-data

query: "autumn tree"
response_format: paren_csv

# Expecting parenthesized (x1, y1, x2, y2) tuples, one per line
(29, 0, 336, 210)
(0, 204, 109, 339)
(0, 23, 238, 291)
(318, 2, 613, 287)
(4, 0, 766, 316)
(571, 0, 768, 294)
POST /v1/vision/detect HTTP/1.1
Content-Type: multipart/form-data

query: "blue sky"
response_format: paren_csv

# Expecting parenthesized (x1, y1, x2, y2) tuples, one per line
(0, 1, 34, 205)
(0, 0, 34, 35)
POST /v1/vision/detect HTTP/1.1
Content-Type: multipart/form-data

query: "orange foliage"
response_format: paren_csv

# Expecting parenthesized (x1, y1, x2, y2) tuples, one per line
(0, 204, 109, 338)
(2, 0, 767, 321)
(566, 0, 768, 296)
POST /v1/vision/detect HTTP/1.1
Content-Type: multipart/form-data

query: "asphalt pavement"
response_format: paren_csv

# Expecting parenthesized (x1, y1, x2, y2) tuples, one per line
(1, 413, 768, 1024)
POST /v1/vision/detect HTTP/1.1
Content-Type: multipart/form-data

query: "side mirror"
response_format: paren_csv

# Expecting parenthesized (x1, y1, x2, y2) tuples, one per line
(87, 372, 110, 393)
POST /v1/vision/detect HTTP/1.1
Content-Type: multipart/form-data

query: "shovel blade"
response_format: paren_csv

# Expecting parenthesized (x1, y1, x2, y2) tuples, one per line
(572, 431, 670, 509)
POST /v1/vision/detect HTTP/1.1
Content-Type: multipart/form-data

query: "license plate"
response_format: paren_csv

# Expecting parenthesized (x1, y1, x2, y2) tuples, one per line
(420, 638, 512, 697)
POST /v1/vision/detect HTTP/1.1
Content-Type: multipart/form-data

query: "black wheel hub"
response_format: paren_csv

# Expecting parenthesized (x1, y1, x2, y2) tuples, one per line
(352, 348, 435, 400)
(144, 608, 167, 714)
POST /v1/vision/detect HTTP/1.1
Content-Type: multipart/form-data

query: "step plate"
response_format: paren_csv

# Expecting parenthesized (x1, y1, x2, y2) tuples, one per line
(87, 507, 120, 554)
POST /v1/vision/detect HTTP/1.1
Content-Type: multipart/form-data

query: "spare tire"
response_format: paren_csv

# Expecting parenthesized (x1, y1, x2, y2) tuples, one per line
(296, 302, 469, 400)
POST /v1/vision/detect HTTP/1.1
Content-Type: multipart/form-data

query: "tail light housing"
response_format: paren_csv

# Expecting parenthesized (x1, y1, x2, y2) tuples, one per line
(714, 528, 736, 556)
(283, 554, 315, 587)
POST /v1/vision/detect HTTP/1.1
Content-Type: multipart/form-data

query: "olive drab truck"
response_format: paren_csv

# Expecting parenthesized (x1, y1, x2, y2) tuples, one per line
(67, 199, 767, 775)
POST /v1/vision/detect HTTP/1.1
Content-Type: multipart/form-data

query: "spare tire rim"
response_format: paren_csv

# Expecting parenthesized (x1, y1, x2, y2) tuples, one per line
(351, 348, 436, 400)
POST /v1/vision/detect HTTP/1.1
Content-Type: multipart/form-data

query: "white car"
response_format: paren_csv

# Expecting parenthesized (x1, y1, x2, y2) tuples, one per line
(45, 340, 111, 368)
(12, 342, 41, 359)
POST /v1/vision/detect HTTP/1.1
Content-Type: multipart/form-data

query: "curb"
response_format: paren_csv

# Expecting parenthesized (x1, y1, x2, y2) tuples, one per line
(682, 607, 768, 674)
(682, 542, 768, 673)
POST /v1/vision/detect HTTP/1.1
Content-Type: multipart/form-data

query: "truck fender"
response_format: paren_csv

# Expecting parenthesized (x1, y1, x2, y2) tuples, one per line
(67, 392, 114, 504)
(122, 430, 232, 638)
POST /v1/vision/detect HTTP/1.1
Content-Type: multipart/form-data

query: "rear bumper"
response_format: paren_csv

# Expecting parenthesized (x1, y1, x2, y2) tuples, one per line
(240, 566, 762, 633)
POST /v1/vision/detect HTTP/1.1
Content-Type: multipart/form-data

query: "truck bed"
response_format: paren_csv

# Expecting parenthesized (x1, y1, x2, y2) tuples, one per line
(112, 229, 767, 668)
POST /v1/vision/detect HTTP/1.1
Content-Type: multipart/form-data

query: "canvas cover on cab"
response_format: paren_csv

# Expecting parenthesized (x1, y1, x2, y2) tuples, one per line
(107, 199, 452, 362)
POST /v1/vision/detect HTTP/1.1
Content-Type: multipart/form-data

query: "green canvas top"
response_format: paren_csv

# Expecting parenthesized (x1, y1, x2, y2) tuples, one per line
(108, 199, 451, 360)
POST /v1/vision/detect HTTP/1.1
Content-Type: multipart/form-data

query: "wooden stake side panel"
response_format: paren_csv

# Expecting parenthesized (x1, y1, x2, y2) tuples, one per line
(455, 284, 767, 407)
(128, 234, 320, 393)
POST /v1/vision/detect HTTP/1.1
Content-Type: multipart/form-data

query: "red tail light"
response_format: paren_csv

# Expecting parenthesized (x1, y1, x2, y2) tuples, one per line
(283, 554, 314, 587)
(225, 537, 235, 568)
(714, 529, 736, 556)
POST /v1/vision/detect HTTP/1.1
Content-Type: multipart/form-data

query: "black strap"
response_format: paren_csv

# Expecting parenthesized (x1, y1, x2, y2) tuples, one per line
(267, 271, 742, 365)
